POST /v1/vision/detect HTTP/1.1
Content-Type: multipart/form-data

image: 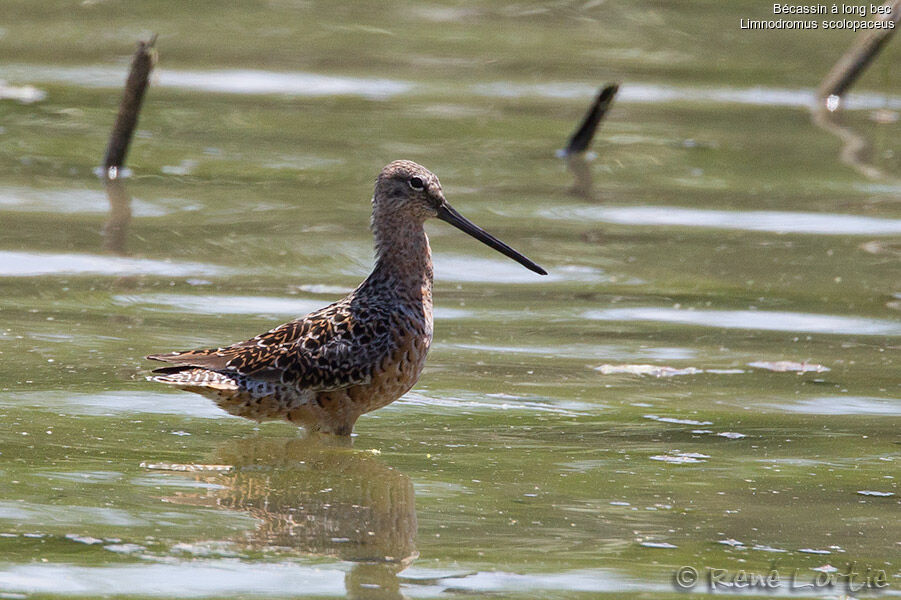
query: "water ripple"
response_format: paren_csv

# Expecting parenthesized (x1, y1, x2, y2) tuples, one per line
(0, 561, 346, 597)
(396, 391, 596, 416)
(0, 65, 411, 99)
(0, 186, 199, 216)
(771, 396, 901, 416)
(0, 251, 227, 278)
(9, 64, 895, 110)
(0, 562, 670, 597)
(0, 502, 150, 527)
(435, 255, 610, 284)
(542, 206, 901, 236)
(2, 391, 230, 419)
(474, 81, 901, 110)
(583, 307, 901, 336)
(446, 342, 696, 360)
(158, 69, 411, 99)
(112, 293, 470, 320)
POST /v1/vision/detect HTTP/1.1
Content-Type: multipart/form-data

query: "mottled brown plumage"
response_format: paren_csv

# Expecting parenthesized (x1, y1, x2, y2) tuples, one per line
(147, 160, 546, 435)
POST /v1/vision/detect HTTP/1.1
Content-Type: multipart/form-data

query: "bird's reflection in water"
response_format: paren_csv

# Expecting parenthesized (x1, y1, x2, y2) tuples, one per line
(165, 435, 417, 600)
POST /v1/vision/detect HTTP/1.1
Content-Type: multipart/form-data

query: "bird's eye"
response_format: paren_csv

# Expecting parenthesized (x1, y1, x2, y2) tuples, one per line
(408, 177, 425, 191)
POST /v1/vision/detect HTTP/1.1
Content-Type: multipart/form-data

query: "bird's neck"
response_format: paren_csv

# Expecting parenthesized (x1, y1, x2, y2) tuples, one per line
(369, 211, 434, 304)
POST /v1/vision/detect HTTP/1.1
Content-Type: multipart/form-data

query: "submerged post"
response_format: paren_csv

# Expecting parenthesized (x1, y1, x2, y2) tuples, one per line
(559, 83, 619, 200)
(101, 36, 157, 255)
(102, 35, 158, 177)
(816, 0, 900, 101)
(561, 83, 620, 157)
(811, 2, 899, 180)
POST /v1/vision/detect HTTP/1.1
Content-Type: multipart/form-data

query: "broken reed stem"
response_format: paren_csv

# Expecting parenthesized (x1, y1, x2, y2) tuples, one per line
(102, 35, 157, 175)
(817, 0, 900, 100)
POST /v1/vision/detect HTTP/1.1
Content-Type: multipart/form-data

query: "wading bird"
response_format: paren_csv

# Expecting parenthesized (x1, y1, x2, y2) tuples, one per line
(147, 161, 546, 435)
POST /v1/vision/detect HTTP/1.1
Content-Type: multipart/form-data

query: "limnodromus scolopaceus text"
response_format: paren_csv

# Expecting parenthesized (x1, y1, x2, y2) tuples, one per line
(147, 160, 546, 435)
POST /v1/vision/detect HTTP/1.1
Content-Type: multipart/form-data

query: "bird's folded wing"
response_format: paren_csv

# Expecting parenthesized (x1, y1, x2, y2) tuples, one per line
(147, 305, 397, 392)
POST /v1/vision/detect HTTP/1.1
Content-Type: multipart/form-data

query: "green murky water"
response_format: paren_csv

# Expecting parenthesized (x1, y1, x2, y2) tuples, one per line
(1, 1, 899, 598)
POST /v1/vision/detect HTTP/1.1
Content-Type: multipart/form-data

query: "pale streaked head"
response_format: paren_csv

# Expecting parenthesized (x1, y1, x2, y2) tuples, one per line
(373, 160, 547, 276)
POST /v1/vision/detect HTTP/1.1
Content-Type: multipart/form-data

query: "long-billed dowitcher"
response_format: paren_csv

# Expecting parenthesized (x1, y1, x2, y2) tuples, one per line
(147, 160, 546, 435)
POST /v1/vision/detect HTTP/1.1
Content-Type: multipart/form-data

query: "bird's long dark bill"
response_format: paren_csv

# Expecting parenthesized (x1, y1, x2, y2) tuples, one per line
(436, 202, 547, 275)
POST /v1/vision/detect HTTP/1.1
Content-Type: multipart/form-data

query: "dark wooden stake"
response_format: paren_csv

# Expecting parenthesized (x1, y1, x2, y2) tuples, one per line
(102, 36, 156, 255)
(562, 83, 619, 156)
(817, 0, 900, 101)
(102, 35, 157, 176)
(811, 2, 899, 180)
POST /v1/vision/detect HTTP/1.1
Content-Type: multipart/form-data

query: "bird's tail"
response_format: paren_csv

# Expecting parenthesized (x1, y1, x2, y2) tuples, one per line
(148, 367, 239, 391)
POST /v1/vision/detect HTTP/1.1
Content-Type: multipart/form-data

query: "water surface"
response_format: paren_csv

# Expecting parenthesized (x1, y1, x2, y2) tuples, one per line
(0, 1, 898, 599)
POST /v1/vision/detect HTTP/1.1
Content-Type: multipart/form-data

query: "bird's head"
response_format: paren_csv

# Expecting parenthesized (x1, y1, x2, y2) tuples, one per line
(372, 160, 547, 276)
